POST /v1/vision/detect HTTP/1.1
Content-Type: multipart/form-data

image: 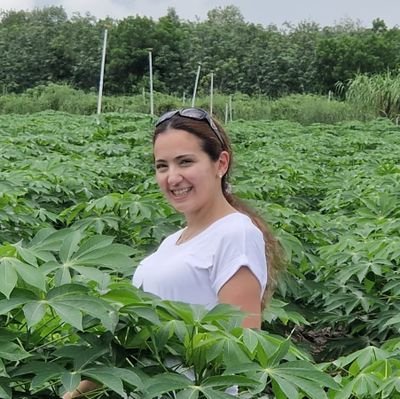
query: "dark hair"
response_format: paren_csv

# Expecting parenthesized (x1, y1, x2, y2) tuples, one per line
(154, 113, 285, 307)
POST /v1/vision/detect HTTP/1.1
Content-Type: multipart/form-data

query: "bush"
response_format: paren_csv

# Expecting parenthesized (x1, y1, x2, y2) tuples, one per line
(269, 94, 364, 125)
(0, 84, 374, 125)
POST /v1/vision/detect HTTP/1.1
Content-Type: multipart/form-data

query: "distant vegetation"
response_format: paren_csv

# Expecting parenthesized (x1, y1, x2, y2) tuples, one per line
(0, 5, 399, 98)
(0, 83, 369, 125)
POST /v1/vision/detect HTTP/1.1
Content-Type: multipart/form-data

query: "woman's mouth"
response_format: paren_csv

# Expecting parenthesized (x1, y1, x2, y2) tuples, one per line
(171, 187, 192, 198)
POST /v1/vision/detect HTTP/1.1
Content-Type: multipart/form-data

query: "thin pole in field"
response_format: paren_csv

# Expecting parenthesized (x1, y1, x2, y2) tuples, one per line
(192, 63, 201, 107)
(225, 103, 228, 124)
(229, 95, 233, 122)
(148, 49, 154, 116)
(97, 28, 108, 118)
(210, 72, 214, 116)
(182, 91, 186, 105)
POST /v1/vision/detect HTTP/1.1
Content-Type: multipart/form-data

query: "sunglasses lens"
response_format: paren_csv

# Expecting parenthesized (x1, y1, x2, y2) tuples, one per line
(155, 108, 224, 146)
(180, 108, 206, 120)
(156, 110, 178, 126)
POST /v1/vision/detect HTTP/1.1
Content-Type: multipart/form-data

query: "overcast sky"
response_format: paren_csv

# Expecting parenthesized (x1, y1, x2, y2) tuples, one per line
(0, 0, 399, 28)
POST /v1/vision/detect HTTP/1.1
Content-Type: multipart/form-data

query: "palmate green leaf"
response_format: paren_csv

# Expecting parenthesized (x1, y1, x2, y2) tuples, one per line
(0, 359, 8, 378)
(31, 368, 66, 390)
(222, 335, 250, 367)
(378, 375, 400, 398)
(242, 328, 259, 354)
(123, 304, 161, 325)
(60, 371, 81, 393)
(176, 388, 200, 399)
(102, 284, 144, 306)
(12, 259, 45, 291)
(12, 360, 65, 378)
(268, 361, 341, 397)
(0, 258, 18, 298)
(84, 368, 125, 397)
(200, 303, 244, 324)
(54, 345, 108, 369)
(201, 388, 238, 399)
(55, 265, 72, 285)
(266, 338, 291, 367)
(72, 265, 109, 284)
(59, 230, 82, 263)
(0, 377, 11, 399)
(28, 227, 72, 252)
(50, 303, 83, 330)
(263, 298, 309, 326)
(47, 290, 118, 332)
(72, 235, 115, 258)
(47, 283, 89, 299)
(23, 301, 47, 329)
(13, 242, 38, 266)
(383, 314, 400, 329)
(271, 375, 298, 399)
(202, 375, 258, 388)
(144, 373, 193, 398)
(332, 377, 356, 399)
(350, 372, 382, 398)
(111, 367, 143, 390)
(333, 346, 390, 370)
(0, 340, 30, 361)
(0, 297, 30, 314)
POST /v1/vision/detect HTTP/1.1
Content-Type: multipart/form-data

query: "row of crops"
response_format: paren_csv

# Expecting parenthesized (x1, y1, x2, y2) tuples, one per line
(0, 111, 399, 398)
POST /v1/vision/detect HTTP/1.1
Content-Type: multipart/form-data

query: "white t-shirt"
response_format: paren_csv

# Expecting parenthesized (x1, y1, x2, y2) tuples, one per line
(132, 212, 267, 309)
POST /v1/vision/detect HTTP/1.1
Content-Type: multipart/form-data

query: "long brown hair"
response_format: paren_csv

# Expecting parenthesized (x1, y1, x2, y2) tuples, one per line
(154, 110, 285, 307)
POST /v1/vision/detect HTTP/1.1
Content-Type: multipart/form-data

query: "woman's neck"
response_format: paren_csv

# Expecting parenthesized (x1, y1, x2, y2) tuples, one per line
(184, 197, 237, 233)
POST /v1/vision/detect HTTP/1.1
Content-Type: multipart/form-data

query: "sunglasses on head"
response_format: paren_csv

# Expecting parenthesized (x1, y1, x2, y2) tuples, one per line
(155, 108, 224, 146)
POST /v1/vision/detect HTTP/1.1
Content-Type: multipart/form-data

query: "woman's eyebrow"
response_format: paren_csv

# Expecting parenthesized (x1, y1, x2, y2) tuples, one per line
(155, 153, 195, 163)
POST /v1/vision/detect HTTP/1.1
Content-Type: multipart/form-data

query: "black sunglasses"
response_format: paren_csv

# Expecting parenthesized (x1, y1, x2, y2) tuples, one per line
(155, 108, 224, 146)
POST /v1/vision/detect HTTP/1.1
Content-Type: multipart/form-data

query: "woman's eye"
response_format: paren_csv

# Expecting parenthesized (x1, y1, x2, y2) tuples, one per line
(156, 164, 167, 171)
(181, 159, 192, 166)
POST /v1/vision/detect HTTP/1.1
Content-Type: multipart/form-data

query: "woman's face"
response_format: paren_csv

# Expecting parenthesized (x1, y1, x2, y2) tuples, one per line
(153, 128, 228, 217)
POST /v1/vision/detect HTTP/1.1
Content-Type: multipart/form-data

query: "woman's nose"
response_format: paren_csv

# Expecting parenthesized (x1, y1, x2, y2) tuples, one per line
(167, 168, 183, 186)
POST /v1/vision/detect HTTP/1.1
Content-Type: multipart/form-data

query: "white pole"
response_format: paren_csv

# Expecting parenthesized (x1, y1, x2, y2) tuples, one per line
(148, 49, 154, 116)
(97, 28, 108, 117)
(210, 72, 214, 116)
(225, 103, 228, 124)
(229, 95, 233, 122)
(191, 63, 201, 107)
(182, 91, 186, 105)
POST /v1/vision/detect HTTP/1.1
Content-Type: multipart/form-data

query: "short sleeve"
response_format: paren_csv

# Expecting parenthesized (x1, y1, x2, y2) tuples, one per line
(210, 222, 267, 297)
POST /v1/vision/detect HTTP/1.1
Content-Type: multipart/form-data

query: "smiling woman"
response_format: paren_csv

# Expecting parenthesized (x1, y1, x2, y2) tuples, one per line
(132, 107, 284, 322)
(63, 108, 284, 398)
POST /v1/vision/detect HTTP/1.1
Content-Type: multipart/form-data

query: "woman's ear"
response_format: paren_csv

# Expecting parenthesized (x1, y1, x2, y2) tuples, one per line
(217, 151, 230, 177)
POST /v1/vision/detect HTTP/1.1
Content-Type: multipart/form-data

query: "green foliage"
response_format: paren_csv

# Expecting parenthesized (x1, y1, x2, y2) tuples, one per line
(340, 71, 400, 120)
(0, 112, 400, 397)
(0, 84, 367, 125)
(269, 94, 363, 124)
(1, 6, 400, 97)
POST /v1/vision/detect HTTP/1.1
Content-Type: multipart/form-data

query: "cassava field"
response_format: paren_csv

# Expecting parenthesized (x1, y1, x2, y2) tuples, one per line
(0, 111, 399, 398)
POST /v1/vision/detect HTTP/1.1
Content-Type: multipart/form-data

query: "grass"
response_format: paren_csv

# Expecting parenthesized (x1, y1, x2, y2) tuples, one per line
(0, 83, 370, 125)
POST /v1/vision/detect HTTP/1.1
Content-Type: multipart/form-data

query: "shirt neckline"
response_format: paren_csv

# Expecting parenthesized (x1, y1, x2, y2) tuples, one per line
(174, 211, 243, 246)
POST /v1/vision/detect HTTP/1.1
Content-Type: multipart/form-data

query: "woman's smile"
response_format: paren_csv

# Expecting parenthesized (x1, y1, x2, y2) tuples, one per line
(154, 128, 224, 217)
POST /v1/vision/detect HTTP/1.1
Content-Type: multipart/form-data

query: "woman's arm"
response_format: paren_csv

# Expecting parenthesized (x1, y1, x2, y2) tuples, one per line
(218, 266, 262, 328)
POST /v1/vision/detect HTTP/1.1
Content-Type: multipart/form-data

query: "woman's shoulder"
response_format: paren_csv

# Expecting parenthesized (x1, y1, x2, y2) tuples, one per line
(214, 212, 261, 234)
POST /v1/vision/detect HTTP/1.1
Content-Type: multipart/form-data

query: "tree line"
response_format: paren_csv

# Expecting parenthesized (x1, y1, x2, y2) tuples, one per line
(0, 5, 399, 97)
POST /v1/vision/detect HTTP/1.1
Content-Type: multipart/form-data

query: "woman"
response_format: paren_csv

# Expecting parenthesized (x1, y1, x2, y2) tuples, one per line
(63, 108, 282, 398)
(133, 107, 282, 327)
